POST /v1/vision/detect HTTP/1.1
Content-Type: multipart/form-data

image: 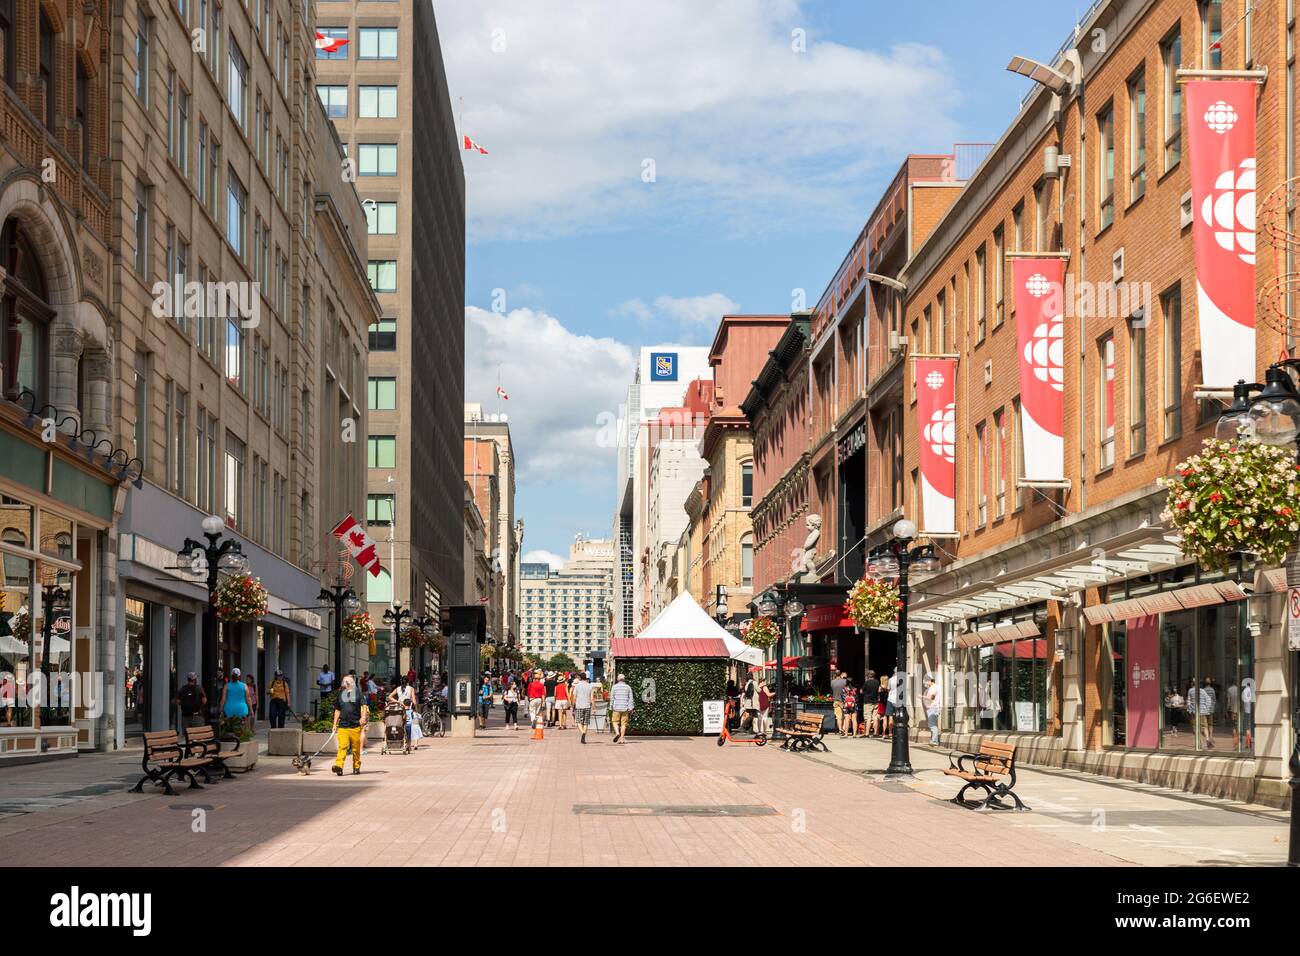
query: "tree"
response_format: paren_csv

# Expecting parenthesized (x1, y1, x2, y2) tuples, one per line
(544, 652, 578, 673)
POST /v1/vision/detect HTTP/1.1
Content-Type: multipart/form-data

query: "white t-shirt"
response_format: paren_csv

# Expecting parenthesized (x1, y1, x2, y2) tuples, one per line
(318, 670, 335, 691)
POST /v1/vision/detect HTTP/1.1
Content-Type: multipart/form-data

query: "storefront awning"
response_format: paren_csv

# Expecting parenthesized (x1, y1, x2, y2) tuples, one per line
(1080, 579, 1247, 625)
(954, 620, 1040, 649)
(800, 603, 853, 632)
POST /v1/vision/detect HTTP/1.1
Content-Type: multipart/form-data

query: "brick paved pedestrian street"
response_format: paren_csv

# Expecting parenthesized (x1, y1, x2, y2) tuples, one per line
(1, 709, 1288, 867)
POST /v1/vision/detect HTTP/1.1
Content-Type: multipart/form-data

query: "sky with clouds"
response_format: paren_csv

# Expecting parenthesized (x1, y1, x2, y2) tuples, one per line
(436, 0, 1085, 567)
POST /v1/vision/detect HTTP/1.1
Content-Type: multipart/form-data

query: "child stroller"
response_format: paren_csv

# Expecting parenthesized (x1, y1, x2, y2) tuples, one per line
(381, 701, 409, 754)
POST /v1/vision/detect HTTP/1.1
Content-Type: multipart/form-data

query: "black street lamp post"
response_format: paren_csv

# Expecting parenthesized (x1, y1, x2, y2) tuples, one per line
(1216, 362, 1300, 866)
(319, 583, 361, 682)
(755, 588, 803, 737)
(179, 515, 248, 719)
(383, 602, 412, 685)
(867, 518, 939, 777)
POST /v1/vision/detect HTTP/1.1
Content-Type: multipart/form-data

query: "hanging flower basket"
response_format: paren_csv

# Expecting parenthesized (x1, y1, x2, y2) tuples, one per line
(739, 616, 780, 650)
(213, 574, 268, 623)
(1160, 436, 1300, 571)
(399, 625, 430, 648)
(847, 578, 902, 630)
(342, 612, 375, 645)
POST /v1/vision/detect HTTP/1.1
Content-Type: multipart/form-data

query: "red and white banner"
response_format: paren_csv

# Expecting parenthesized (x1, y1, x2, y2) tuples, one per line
(916, 358, 956, 534)
(1013, 257, 1065, 482)
(331, 514, 384, 578)
(1187, 80, 1256, 387)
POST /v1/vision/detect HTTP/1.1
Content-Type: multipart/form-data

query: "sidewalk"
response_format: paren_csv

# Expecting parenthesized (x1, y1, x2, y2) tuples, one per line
(799, 731, 1289, 867)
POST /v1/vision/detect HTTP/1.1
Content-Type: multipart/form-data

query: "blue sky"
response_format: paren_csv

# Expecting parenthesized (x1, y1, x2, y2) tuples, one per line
(436, 0, 1088, 567)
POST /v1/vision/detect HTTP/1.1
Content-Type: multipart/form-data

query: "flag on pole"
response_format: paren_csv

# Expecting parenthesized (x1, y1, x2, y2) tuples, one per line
(1013, 258, 1066, 483)
(915, 358, 957, 534)
(496, 386, 508, 400)
(331, 514, 384, 577)
(463, 135, 488, 154)
(1186, 80, 1256, 388)
(314, 30, 348, 53)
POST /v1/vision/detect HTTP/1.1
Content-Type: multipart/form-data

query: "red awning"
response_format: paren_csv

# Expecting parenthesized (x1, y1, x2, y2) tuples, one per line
(994, 640, 1049, 660)
(609, 637, 730, 659)
(800, 603, 854, 632)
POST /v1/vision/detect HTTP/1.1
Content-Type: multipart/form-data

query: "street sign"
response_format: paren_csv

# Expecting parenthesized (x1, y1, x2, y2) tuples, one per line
(1289, 588, 1300, 651)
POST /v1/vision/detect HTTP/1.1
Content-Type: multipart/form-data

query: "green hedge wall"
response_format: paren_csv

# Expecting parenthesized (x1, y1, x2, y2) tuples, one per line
(620, 659, 728, 735)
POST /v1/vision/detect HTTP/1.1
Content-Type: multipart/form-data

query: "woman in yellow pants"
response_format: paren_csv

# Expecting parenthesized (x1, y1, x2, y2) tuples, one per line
(332, 675, 369, 775)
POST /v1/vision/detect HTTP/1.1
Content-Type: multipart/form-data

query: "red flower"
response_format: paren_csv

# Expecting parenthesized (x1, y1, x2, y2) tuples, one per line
(1176, 500, 1190, 510)
(1209, 492, 1223, 503)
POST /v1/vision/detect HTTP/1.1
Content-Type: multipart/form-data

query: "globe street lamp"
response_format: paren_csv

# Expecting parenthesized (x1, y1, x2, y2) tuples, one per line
(1218, 360, 1300, 866)
(868, 518, 940, 776)
(382, 601, 413, 685)
(319, 583, 361, 682)
(179, 515, 248, 717)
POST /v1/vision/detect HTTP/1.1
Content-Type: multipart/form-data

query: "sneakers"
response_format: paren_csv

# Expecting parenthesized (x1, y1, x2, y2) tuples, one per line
(581, 730, 587, 744)
(352, 768, 361, 775)
(332, 765, 343, 776)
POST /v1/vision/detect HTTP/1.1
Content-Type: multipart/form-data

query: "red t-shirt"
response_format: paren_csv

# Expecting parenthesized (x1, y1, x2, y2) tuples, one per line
(527, 680, 546, 699)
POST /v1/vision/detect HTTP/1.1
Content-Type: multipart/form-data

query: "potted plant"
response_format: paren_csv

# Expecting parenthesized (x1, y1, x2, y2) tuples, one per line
(342, 611, 376, 645)
(739, 616, 780, 650)
(298, 713, 334, 755)
(213, 574, 269, 623)
(219, 717, 259, 771)
(847, 577, 902, 630)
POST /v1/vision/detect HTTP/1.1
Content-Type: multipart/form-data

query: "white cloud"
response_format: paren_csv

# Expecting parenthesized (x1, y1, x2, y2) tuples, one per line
(612, 293, 740, 332)
(523, 549, 567, 571)
(465, 305, 636, 486)
(434, 0, 962, 241)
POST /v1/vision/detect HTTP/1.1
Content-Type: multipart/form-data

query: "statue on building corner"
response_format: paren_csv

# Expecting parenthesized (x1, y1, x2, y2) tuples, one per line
(789, 514, 826, 585)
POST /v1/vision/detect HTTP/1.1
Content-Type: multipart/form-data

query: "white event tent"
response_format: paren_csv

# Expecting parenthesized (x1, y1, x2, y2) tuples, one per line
(636, 592, 764, 666)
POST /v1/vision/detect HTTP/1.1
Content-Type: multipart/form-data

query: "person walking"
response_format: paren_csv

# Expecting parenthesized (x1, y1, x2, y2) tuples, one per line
(244, 674, 259, 734)
(317, 663, 335, 701)
(842, 682, 858, 738)
(609, 673, 635, 743)
(830, 670, 848, 736)
(572, 672, 594, 743)
(218, 668, 250, 728)
(923, 675, 941, 746)
(527, 671, 546, 727)
(862, 670, 881, 737)
(756, 678, 773, 735)
(503, 681, 520, 730)
(267, 670, 291, 728)
(388, 676, 422, 750)
(741, 673, 760, 732)
(555, 673, 571, 730)
(173, 673, 207, 730)
(1198, 677, 1217, 748)
(544, 671, 558, 727)
(331, 674, 369, 775)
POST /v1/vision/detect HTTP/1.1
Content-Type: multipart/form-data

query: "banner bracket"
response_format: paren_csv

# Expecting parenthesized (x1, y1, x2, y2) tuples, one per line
(1016, 478, 1072, 490)
(921, 531, 961, 540)
(1193, 387, 1233, 400)
(908, 352, 960, 361)
(1006, 250, 1071, 259)
(1175, 68, 1268, 84)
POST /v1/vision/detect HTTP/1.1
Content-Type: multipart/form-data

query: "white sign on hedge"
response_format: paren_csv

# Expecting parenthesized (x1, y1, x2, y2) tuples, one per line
(702, 699, 725, 734)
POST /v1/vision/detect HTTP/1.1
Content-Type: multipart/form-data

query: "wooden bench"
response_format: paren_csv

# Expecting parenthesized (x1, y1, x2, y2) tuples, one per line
(943, 741, 1028, 811)
(185, 725, 247, 778)
(131, 731, 214, 795)
(778, 712, 829, 753)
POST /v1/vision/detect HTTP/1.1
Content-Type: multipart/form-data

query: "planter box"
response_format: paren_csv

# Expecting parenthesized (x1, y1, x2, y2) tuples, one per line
(223, 740, 259, 772)
(302, 731, 333, 754)
(267, 728, 301, 756)
(798, 702, 837, 733)
(367, 722, 385, 740)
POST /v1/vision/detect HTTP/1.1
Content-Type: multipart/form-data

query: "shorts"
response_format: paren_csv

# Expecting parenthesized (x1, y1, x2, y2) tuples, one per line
(575, 707, 591, 725)
(480, 701, 490, 718)
(545, 697, 555, 708)
(877, 702, 886, 716)
(555, 700, 569, 710)
(832, 701, 844, 720)
(610, 710, 630, 734)
(885, 702, 895, 717)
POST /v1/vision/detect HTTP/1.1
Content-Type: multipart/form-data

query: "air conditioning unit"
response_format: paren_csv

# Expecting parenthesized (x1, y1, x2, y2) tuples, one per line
(888, 331, 907, 354)
(1112, 248, 1125, 283)
(983, 361, 993, 386)
(1180, 191, 1193, 229)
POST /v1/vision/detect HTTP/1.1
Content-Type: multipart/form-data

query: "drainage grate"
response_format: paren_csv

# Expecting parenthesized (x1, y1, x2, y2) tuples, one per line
(573, 804, 776, 817)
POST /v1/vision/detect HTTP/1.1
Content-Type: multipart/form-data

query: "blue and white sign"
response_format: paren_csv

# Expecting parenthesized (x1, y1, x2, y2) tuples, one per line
(650, 352, 678, 381)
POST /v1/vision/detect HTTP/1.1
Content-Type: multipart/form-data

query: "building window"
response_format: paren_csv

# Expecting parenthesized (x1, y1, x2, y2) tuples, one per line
(367, 260, 397, 293)
(975, 246, 986, 342)
(134, 182, 151, 277)
(975, 423, 987, 526)
(993, 409, 1006, 518)
(369, 317, 396, 351)
(226, 168, 246, 257)
(741, 534, 753, 588)
(227, 40, 248, 129)
(134, 351, 150, 467)
(1012, 397, 1025, 510)
(358, 85, 398, 118)
(741, 461, 753, 507)
(38, 12, 56, 132)
(224, 432, 245, 530)
(316, 27, 348, 59)
(172, 385, 187, 497)
(358, 27, 398, 59)
(1201, 0, 1223, 69)
(317, 84, 347, 117)
(225, 317, 244, 391)
(1099, 334, 1116, 469)
(358, 143, 397, 176)
(368, 435, 397, 469)
(368, 494, 395, 526)
(368, 376, 396, 410)
(75, 60, 90, 167)
(1129, 71, 1146, 202)
(1162, 284, 1183, 440)
(1, 0, 16, 90)
(1098, 104, 1115, 230)
(1162, 31, 1182, 170)
(1129, 315, 1147, 454)
(366, 202, 398, 235)
(993, 225, 1005, 327)
(1034, 181, 1048, 251)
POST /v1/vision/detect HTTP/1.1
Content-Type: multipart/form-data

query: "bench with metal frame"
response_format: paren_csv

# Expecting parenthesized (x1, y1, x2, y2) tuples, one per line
(778, 712, 829, 752)
(943, 740, 1028, 811)
(131, 730, 215, 795)
(184, 724, 248, 778)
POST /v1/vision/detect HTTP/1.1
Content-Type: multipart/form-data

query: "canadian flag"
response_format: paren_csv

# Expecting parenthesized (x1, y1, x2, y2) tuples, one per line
(331, 514, 384, 578)
(463, 134, 488, 154)
(314, 31, 348, 53)
(915, 358, 956, 534)
(496, 386, 508, 400)
(1013, 257, 1066, 483)
(1187, 80, 1256, 387)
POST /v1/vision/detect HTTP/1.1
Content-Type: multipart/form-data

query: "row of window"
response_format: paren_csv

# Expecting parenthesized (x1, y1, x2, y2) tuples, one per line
(318, 84, 398, 119)
(315, 26, 399, 60)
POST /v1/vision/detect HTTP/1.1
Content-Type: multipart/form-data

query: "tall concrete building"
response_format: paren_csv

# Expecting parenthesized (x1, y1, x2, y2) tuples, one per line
(316, 0, 465, 661)
(611, 346, 710, 639)
(465, 403, 521, 645)
(520, 537, 614, 664)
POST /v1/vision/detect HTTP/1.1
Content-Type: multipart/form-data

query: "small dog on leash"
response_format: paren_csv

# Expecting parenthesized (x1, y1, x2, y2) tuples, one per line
(292, 753, 312, 775)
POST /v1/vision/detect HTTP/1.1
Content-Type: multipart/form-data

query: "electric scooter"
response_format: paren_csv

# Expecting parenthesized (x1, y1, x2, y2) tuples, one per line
(717, 698, 767, 747)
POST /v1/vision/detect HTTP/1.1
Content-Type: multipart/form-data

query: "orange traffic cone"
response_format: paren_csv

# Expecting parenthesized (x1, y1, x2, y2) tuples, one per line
(532, 713, 545, 741)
